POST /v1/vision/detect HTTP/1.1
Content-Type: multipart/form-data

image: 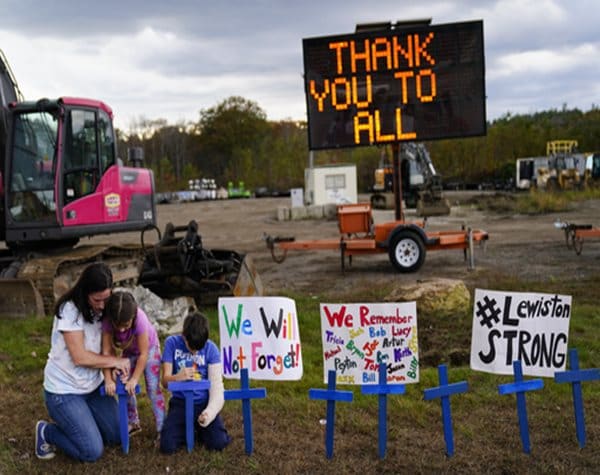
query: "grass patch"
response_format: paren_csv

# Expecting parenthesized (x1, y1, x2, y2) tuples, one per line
(464, 188, 600, 215)
(514, 189, 573, 214)
(0, 317, 52, 385)
(0, 273, 599, 474)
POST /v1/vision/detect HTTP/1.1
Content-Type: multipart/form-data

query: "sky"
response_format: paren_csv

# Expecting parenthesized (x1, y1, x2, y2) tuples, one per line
(0, 0, 598, 131)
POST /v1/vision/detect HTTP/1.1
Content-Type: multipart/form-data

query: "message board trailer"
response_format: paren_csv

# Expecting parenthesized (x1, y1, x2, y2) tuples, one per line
(266, 20, 489, 274)
(303, 20, 486, 150)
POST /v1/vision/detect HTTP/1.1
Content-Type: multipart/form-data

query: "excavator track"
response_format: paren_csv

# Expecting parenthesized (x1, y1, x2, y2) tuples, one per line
(0, 220, 264, 319)
(13, 245, 145, 317)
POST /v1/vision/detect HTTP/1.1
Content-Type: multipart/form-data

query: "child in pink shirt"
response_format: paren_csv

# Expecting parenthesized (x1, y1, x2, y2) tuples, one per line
(102, 291, 165, 438)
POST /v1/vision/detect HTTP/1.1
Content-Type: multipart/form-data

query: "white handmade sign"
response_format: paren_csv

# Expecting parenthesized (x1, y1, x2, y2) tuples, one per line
(319, 302, 419, 385)
(219, 296, 302, 380)
(470, 289, 571, 377)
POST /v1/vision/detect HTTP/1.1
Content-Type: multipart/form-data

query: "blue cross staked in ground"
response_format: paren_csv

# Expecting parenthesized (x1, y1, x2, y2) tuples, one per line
(423, 364, 468, 457)
(224, 368, 267, 455)
(554, 348, 600, 448)
(361, 363, 406, 459)
(498, 360, 543, 454)
(100, 378, 140, 454)
(309, 370, 353, 459)
(168, 380, 211, 453)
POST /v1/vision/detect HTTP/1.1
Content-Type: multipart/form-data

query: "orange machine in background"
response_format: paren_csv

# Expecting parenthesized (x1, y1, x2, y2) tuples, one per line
(266, 203, 487, 273)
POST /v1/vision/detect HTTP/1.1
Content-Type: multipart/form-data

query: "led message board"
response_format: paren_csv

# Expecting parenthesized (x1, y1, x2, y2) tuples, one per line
(302, 20, 486, 150)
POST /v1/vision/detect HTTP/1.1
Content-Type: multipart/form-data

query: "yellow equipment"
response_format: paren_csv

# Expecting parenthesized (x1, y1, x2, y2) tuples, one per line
(370, 143, 450, 216)
(536, 140, 584, 191)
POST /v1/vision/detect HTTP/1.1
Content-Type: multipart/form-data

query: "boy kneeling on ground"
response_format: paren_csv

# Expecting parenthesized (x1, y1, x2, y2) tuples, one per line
(159, 310, 231, 453)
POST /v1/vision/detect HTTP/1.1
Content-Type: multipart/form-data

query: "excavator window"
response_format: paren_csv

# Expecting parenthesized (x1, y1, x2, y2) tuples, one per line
(8, 111, 57, 222)
(98, 109, 115, 174)
(63, 109, 98, 202)
(62, 108, 116, 203)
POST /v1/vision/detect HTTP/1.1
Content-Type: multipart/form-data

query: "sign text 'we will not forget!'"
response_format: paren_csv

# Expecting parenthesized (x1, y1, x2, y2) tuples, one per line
(219, 297, 303, 381)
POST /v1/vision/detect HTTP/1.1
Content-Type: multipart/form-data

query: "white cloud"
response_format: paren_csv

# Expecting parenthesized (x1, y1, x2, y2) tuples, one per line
(489, 43, 598, 78)
(481, 0, 565, 42)
(2, 1, 598, 131)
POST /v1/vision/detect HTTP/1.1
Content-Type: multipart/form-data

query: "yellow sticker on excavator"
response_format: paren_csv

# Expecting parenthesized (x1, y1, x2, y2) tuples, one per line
(104, 193, 121, 208)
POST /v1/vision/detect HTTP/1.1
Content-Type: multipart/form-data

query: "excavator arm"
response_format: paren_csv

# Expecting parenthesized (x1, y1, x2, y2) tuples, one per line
(370, 142, 450, 216)
(0, 49, 23, 163)
(400, 142, 450, 217)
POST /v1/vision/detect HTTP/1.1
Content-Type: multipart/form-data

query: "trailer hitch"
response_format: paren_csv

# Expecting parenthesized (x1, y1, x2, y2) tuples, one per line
(263, 234, 295, 263)
(555, 220, 593, 255)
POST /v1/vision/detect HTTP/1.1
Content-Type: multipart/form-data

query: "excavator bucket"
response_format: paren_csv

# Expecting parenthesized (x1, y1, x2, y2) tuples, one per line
(232, 254, 263, 297)
(137, 221, 263, 304)
(0, 278, 45, 318)
(370, 193, 395, 209)
(0, 222, 262, 318)
(416, 197, 451, 217)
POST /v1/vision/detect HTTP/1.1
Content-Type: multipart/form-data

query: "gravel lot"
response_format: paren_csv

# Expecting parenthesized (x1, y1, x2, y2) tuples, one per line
(85, 192, 600, 296)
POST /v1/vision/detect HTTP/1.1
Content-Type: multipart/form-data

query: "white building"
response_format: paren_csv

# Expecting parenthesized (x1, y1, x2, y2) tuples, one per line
(304, 164, 357, 206)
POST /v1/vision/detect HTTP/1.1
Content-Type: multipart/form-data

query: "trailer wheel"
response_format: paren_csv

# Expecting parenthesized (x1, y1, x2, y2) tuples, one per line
(388, 230, 426, 272)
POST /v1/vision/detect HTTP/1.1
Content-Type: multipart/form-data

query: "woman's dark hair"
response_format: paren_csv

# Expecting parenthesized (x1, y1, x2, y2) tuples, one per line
(54, 262, 113, 324)
(183, 310, 209, 351)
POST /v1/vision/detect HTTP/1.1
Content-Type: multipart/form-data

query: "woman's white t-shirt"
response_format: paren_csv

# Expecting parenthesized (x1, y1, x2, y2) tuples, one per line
(43, 301, 104, 394)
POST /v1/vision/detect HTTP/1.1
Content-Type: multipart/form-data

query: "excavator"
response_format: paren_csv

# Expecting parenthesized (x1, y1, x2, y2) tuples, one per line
(0, 49, 261, 318)
(370, 142, 450, 216)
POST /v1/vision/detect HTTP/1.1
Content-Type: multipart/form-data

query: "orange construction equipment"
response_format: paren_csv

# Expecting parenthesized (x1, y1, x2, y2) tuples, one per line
(265, 203, 488, 273)
(556, 220, 600, 255)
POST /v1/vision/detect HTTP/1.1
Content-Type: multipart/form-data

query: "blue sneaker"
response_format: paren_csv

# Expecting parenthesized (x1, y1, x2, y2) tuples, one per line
(35, 420, 56, 460)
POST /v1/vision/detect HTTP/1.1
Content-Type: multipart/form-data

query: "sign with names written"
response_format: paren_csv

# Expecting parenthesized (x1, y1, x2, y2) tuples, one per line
(320, 302, 419, 385)
(219, 297, 302, 381)
(470, 289, 571, 378)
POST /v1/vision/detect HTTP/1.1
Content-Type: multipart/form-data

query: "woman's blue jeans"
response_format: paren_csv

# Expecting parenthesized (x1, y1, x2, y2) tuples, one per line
(44, 386, 120, 462)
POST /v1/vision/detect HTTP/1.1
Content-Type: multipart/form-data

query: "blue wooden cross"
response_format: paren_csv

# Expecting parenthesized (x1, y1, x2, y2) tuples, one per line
(309, 370, 353, 459)
(168, 380, 211, 453)
(224, 368, 267, 455)
(100, 378, 140, 454)
(361, 364, 405, 459)
(498, 360, 544, 454)
(554, 348, 600, 448)
(423, 364, 468, 457)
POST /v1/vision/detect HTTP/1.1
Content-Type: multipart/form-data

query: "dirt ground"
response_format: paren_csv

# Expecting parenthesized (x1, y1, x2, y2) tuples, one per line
(87, 191, 600, 296)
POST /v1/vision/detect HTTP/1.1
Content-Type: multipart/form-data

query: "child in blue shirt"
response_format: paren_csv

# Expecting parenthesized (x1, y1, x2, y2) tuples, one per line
(159, 310, 231, 454)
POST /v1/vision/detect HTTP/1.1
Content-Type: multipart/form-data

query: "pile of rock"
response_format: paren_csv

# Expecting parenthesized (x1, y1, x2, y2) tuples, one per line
(116, 286, 194, 336)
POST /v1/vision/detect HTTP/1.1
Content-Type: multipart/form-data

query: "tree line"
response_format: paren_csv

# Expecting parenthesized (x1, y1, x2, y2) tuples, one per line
(117, 97, 600, 193)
